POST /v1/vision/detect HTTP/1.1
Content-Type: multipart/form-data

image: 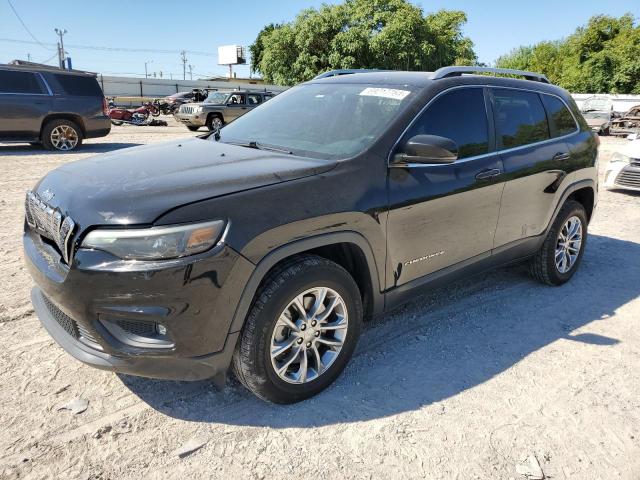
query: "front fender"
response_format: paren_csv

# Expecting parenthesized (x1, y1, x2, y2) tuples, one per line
(227, 231, 384, 334)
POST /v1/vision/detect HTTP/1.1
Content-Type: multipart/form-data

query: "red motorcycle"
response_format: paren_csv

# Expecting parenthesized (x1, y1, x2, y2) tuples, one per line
(108, 102, 160, 126)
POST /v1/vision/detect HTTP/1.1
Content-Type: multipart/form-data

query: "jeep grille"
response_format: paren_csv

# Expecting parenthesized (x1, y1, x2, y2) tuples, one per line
(25, 191, 76, 264)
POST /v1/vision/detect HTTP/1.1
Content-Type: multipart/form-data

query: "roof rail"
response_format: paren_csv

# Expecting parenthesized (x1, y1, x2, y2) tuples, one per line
(313, 69, 385, 79)
(432, 66, 550, 84)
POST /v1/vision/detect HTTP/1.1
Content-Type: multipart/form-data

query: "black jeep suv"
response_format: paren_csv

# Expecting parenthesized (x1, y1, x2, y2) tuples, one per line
(24, 67, 598, 403)
(0, 63, 110, 151)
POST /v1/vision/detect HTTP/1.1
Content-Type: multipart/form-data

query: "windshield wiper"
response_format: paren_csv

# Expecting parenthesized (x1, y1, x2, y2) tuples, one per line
(226, 140, 293, 154)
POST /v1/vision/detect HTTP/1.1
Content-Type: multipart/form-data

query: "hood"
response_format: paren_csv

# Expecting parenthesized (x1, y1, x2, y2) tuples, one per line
(35, 138, 336, 229)
(617, 139, 640, 159)
(585, 116, 609, 128)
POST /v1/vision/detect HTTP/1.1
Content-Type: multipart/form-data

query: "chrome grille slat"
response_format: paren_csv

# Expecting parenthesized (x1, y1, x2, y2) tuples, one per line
(25, 191, 76, 264)
(616, 169, 640, 188)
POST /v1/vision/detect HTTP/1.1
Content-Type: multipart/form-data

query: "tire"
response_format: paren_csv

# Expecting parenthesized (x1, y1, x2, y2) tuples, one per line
(42, 119, 83, 151)
(529, 199, 588, 286)
(110, 120, 123, 126)
(232, 255, 363, 404)
(187, 126, 200, 132)
(206, 114, 223, 132)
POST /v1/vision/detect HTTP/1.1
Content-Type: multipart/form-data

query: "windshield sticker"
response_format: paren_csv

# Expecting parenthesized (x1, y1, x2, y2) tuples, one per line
(359, 87, 410, 100)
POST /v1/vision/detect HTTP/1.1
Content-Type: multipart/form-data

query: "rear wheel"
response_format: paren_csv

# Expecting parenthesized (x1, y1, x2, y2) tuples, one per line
(187, 126, 200, 132)
(42, 119, 82, 151)
(529, 200, 588, 286)
(232, 255, 363, 403)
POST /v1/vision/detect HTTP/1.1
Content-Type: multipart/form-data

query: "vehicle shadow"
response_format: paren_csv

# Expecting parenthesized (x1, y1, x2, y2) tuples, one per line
(0, 142, 141, 156)
(120, 233, 639, 427)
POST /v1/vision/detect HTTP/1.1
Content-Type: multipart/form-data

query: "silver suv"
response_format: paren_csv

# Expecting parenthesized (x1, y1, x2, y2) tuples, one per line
(174, 90, 276, 132)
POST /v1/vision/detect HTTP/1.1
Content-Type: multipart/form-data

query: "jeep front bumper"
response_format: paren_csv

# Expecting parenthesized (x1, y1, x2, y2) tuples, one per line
(24, 226, 255, 381)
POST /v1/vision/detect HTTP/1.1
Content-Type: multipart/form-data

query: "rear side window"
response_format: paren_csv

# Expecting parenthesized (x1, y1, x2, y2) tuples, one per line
(0, 70, 44, 94)
(404, 88, 489, 159)
(492, 89, 549, 149)
(53, 74, 102, 96)
(541, 94, 577, 137)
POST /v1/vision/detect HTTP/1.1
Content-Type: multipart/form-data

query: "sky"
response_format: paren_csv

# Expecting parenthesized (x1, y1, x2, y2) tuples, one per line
(1, 0, 638, 80)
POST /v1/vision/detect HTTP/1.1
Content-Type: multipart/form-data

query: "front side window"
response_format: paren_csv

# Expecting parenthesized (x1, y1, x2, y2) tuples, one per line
(542, 95, 577, 138)
(228, 93, 246, 105)
(247, 94, 262, 105)
(216, 83, 416, 159)
(492, 89, 550, 149)
(403, 88, 489, 159)
(0, 70, 43, 94)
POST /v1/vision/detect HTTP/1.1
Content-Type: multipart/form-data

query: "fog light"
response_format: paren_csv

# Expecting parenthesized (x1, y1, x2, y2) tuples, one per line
(156, 324, 167, 335)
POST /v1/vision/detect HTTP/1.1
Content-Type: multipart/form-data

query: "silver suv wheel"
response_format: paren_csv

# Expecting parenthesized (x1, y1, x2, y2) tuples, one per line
(270, 286, 348, 384)
(50, 125, 79, 151)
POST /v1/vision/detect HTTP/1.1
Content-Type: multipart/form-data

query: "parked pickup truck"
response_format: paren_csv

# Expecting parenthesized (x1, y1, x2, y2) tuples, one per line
(174, 90, 276, 131)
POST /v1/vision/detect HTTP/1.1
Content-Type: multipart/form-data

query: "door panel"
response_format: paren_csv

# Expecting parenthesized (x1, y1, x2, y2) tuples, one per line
(386, 87, 504, 288)
(491, 88, 578, 247)
(494, 139, 570, 246)
(387, 156, 504, 287)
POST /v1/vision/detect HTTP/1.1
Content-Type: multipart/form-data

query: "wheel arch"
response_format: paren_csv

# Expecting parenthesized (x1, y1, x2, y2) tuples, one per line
(567, 185, 595, 222)
(545, 179, 596, 236)
(41, 113, 86, 138)
(206, 111, 225, 124)
(227, 232, 384, 335)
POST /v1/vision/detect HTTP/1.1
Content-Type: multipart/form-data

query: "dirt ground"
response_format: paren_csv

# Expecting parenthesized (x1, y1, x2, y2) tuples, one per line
(0, 120, 638, 480)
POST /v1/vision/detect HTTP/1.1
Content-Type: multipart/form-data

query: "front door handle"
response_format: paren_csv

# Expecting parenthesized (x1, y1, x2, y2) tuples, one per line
(475, 168, 502, 180)
(553, 152, 571, 161)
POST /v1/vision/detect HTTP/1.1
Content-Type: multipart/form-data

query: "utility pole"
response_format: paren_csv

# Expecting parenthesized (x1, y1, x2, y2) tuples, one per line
(27, 53, 31, 62)
(144, 60, 153, 78)
(54, 28, 67, 69)
(188, 64, 194, 80)
(180, 50, 187, 80)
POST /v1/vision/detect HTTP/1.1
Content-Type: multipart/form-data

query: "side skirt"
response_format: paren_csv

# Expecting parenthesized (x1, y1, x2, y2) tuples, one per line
(384, 234, 544, 312)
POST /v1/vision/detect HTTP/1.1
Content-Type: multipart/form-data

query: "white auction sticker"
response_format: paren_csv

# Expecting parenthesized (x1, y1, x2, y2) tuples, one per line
(359, 87, 410, 100)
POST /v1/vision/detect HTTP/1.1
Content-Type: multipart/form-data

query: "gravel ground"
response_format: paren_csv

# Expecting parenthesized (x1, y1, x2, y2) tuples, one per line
(0, 120, 638, 480)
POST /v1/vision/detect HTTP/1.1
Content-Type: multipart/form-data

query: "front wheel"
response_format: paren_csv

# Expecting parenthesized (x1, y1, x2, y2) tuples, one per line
(529, 200, 588, 286)
(232, 255, 363, 403)
(206, 115, 223, 132)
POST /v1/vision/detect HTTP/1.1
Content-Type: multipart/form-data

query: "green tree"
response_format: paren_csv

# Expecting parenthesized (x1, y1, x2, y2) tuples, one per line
(251, 0, 477, 85)
(496, 14, 640, 94)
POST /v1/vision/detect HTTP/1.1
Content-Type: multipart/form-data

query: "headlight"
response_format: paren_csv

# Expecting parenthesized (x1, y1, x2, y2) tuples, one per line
(610, 152, 631, 163)
(81, 220, 225, 260)
(195, 106, 203, 114)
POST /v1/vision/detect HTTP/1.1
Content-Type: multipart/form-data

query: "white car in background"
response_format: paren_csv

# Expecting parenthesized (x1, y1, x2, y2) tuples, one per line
(604, 139, 640, 191)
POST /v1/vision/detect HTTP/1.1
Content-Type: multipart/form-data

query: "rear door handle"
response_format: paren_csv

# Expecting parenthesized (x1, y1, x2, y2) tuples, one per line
(553, 152, 571, 161)
(475, 168, 502, 180)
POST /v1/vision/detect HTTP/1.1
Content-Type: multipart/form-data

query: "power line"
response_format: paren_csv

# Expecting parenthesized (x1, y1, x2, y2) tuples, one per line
(6, 0, 53, 51)
(0, 37, 217, 57)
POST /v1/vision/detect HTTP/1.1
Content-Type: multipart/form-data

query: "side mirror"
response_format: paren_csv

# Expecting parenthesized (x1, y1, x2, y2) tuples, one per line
(393, 134, 458, 165)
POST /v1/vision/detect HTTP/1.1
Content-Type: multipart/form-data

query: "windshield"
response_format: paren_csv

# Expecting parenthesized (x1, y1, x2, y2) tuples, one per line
(204, 92, 229, 104)
(214, 83, 416, 159)
(582, 97, 612, 113)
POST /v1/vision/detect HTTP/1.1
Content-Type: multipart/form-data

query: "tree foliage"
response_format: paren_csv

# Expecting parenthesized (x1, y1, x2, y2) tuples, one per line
(250, 0, 477, 85)
(496, 14, 640, 94)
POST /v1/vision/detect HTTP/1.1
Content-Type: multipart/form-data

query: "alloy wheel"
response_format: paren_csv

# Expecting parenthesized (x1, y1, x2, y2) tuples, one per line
(50, 125, 79, 151)
(211, 117, 223, 131)
(270, 287, 348, 384)
(555, 216, 583, 273)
